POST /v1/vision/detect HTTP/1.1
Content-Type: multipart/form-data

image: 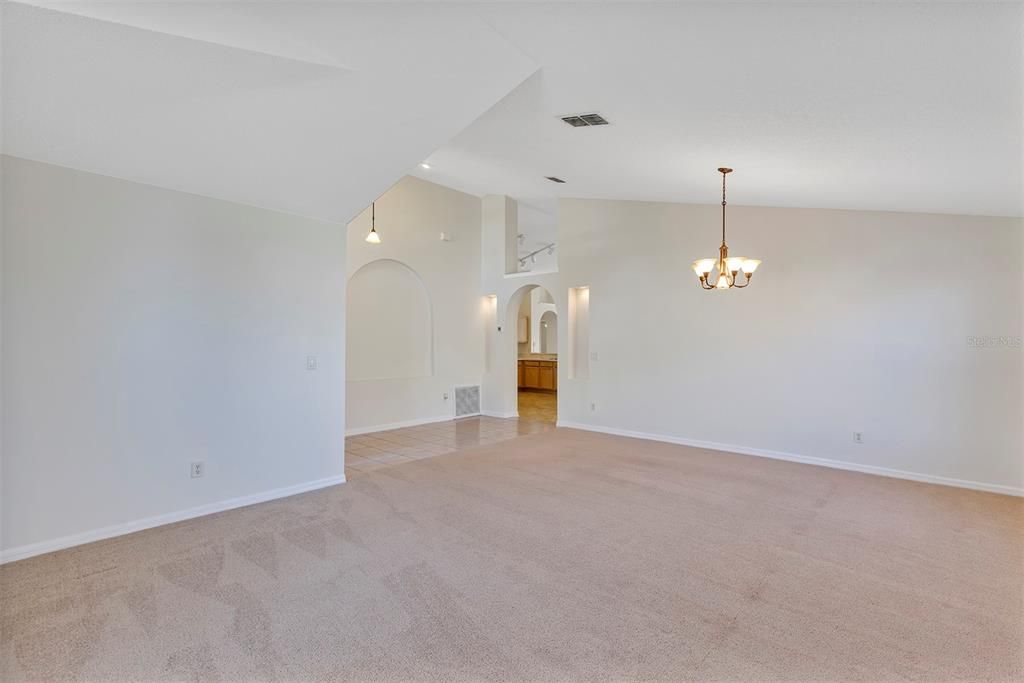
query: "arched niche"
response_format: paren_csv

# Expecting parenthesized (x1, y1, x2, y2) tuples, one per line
(347, 259, 433, 381)
(539, 310, 558, 354)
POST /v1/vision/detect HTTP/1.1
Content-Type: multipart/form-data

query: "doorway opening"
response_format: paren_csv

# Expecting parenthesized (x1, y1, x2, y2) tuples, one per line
(515, 285, 557, 423)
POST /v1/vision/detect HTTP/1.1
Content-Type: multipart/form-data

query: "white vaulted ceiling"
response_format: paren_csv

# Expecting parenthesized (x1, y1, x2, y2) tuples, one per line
(414, 1, 1023, 219)
(2, 1, 538, 222)
(4, 1, 1021, 227)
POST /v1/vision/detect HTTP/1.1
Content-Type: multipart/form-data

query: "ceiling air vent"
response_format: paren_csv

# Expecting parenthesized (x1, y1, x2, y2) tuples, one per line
(545, 176, 566, 184)
(561, 113, 609, 127)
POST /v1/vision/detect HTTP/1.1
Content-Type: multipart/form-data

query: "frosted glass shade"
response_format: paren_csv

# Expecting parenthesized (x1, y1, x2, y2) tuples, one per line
(691, 259, 716, 276)
(725, 256, 746, 273)
(715, 273, 731, 289)
(741, 259, 761, 274)
(365, 229, 381, 244)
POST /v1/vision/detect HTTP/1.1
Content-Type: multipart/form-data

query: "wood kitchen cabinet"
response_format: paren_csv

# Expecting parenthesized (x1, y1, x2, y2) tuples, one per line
(518, 359, 557, 391)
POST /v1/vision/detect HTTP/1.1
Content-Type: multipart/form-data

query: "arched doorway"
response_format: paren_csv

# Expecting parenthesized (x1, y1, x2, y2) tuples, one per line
(511, 285, 557, 423)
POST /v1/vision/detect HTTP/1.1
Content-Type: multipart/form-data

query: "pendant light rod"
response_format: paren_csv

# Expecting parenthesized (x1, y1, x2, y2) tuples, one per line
(718, 167, 732, 245)
(365, 201, 382, 244)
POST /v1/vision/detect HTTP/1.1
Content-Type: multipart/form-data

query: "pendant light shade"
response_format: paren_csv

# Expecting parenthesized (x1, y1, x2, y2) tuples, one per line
(691, 259, 716, 277)
(365, 202, 382, 244)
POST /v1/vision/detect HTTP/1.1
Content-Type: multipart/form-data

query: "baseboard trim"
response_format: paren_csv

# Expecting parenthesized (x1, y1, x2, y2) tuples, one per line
(481, 410, 518, 419)
(0, 474, 348, 565)
(556, 421, 1023, 497)
(346, 414, 452, 436)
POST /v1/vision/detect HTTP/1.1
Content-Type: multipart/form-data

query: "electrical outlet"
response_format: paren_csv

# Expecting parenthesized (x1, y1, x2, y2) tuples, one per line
(590, 402, 597, 412)
(443, 392, 449, 400)
(190, 461, 205, 478)
(853, 432, 864, 444)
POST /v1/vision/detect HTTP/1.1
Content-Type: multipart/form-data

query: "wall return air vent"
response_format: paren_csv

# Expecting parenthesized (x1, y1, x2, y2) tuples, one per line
(454, 385, 481, 417)
(560, 113, 609, 127)
(545, 176, 566, 184)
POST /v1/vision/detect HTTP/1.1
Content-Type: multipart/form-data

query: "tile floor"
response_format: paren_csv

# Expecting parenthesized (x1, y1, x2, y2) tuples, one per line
(345, 415, 554, 478)
(517, 390, 557, 423)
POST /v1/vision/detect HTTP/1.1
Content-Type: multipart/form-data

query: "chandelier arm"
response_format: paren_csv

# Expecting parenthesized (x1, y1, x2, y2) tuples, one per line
(733, 272, 753, 288)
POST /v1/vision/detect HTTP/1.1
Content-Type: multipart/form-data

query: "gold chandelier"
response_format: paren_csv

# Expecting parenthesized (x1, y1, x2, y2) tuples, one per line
(691, 167, 760, 289)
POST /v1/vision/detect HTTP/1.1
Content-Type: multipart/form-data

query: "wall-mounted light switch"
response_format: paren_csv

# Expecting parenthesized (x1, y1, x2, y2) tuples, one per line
(306, 355, 318, 371)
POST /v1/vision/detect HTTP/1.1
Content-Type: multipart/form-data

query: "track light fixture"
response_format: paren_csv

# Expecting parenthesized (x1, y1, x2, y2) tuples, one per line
(518, 243, 556, 269)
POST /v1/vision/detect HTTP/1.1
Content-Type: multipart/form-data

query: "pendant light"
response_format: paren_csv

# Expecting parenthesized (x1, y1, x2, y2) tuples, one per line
(365, 202, 382, 244)
(691, 168, 761, 289)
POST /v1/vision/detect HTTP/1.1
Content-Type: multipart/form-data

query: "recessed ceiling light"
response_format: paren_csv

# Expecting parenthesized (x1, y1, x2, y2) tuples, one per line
(419, 162, 431, 170)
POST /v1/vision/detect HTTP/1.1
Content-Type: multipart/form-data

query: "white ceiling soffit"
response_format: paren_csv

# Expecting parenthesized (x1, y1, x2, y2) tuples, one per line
(2, 2, 538, 222)
(414, 2, 1023, 217)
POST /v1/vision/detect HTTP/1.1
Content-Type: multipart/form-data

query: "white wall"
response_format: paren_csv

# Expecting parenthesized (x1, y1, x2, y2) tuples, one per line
(540, 310, 558, 354)
(345, 176, 483, 433)
(348, 259, 432, 381)
(517, 294, 532, 355)
(556, 198, 1023, 493)
(482, 275, 564, 418)
(1, 156, 347, 558)
(529, 287, 556, 354)
(479, 194, 565, 417)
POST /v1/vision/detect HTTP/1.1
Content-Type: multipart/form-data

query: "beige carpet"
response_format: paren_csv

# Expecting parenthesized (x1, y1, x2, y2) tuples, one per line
(2, 428, 1021, 681)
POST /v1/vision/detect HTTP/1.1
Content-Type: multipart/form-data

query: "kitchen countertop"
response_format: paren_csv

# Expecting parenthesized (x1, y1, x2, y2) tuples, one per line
(518, 355, 558, 361)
